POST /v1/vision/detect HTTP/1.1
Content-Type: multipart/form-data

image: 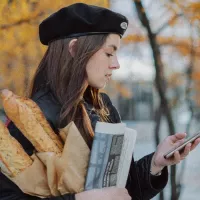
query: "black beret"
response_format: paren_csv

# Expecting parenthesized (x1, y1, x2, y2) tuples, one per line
(39, 3, 128, 45)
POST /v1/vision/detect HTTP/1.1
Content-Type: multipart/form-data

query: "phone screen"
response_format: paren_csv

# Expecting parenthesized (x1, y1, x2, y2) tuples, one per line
(164, 132, 200, 159)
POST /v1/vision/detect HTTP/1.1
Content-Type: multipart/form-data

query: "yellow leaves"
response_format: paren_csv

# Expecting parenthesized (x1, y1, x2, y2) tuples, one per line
(16, 24, 37, 45)
(186, 2, 200, 16)
(0, 0, 110, 98)
(168, 73, 183, 88)
(188, 2, 200, 22)
(36, 0, 109, 15)
(122, 34, 146, 44)
(19, 0, 31, 18)
(102, 80, 132, 99)
(0, 0, 7, 7)
(188, 2, 200, 11)
(191, 72, 200, 82)
(64, 0, 109, 7)
(2, 0, 24, 23)
(164, 0, 200, 23)
(114, 82, 132, 98)
(0, 0, 8, 21)
(123, 34, 200, 57)
(168, 15, 179, 27)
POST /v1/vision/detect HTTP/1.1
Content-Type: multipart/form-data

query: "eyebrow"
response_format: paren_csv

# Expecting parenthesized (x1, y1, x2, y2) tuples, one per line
(108, 44, 118, 51)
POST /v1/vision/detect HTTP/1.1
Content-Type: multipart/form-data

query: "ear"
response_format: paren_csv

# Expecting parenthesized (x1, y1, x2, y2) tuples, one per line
(68, 39, 78, 57)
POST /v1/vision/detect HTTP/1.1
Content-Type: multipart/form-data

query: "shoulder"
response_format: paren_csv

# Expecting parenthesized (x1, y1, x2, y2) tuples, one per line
(100, 92, 121, 123)
(100, 92, 112, 106)
(31, 88, 61, 131)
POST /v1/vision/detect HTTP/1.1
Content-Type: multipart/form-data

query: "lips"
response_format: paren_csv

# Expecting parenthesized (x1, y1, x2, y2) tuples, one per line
(105, 74, 112, 81)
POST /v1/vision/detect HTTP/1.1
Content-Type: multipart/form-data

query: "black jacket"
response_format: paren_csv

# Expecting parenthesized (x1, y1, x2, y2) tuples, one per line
(0, 88, 168, 200)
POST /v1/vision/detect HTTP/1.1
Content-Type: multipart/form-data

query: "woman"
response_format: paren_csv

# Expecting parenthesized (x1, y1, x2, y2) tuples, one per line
(1, 3, 199, 200)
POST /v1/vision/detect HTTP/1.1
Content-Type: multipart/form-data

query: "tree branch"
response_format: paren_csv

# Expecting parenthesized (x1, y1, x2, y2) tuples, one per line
(156, 13, 183, 35)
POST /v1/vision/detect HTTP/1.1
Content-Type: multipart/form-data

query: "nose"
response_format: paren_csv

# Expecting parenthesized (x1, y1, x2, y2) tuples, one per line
(109, 56, 120, 70)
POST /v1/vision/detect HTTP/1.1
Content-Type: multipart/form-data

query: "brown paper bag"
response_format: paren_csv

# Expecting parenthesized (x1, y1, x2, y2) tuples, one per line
(7, 153, 52, 198)
(36, 152, 60, 196)
(5, 121, 90, 198)
(56, 121, 90, 194)
(37, 121, 90, 195)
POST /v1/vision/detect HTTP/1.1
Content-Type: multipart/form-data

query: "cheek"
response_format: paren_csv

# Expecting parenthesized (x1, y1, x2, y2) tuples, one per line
(86, 65, 107, 88)
(87, 65, 104, 83)
(86, 55, 108, 78)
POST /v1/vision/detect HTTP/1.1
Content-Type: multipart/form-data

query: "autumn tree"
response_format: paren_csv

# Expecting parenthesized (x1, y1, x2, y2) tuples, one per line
(0, 0, 109, 97)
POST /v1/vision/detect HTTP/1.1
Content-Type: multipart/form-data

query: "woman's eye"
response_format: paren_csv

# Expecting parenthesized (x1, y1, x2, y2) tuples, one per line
(106, 53, 113, 57)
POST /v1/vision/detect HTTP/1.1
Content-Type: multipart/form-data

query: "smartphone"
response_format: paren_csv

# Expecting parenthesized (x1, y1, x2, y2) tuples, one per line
(164, 132, 200, 159)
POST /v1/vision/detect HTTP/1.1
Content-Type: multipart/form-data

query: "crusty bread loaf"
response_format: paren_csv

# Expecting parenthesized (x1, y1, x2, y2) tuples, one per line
(1, 89, 63, 154)
(21, 95, 63, 151)
(0, 120, 33, 177)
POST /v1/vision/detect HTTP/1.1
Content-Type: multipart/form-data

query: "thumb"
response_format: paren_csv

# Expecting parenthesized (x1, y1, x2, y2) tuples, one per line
(170, 133, 187, 143)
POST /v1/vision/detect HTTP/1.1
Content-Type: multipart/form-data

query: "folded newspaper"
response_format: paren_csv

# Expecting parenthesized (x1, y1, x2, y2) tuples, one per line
(85, 122, 137, 190)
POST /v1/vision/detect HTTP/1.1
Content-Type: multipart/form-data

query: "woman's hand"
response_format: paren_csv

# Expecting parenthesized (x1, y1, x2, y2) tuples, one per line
(151, 133, 200, 172)
(75, 187, 131, 200)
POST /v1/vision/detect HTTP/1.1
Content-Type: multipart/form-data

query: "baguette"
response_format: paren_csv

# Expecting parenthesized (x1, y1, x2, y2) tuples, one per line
(1, 89, 63, 154)
(0, 120, 33, 177)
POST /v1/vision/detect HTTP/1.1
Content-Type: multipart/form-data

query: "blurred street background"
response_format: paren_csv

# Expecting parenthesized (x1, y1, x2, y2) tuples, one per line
(0, 0, 200, 200)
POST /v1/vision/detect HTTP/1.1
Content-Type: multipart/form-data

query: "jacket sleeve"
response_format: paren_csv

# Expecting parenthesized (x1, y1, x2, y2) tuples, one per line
(126, 153, 168, 200)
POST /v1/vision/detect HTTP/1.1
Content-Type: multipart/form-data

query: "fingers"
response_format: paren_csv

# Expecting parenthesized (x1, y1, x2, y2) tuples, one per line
(117, 188, 129, 194)
(123, 189, 131, 200)
(116, 188, 131, 200)
(180, 143, 191, 160)
(190, 138, 200, 151)
(163, 137, 199, 166)
(168, 143, 191, 164)
(78, 187, 132, 200)
(174, 151, 181, 164)
(170, 133, 187, 143)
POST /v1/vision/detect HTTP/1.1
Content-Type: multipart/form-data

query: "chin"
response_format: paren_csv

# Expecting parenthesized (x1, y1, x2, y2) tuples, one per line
(99, 84, 107, 89)
(89, 83, 106, 89)
(88, 79, 107, 89)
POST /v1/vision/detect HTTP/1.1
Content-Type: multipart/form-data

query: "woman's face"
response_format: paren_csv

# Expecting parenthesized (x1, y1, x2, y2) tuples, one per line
(86, 34, 121, 89)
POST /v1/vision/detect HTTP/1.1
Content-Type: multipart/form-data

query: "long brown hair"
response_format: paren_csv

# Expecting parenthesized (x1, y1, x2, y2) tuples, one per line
(29, 34, 110, 148)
